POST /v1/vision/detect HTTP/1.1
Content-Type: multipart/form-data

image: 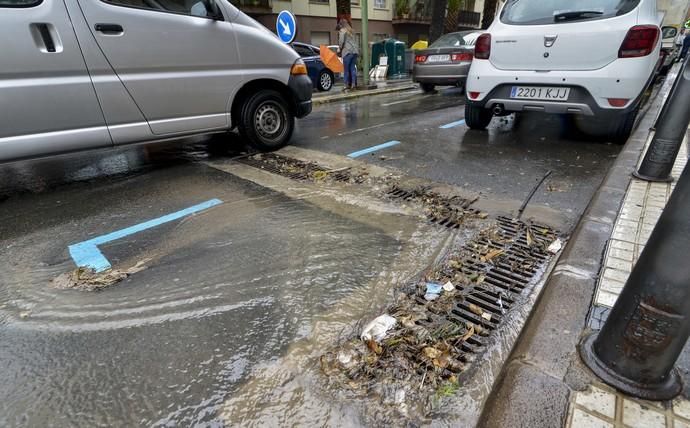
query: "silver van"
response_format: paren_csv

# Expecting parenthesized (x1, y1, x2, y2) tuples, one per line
(0, 0, 312, 163)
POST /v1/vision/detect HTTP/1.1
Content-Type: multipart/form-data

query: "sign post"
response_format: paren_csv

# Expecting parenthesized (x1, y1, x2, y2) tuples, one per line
(276, 10, 297, 44)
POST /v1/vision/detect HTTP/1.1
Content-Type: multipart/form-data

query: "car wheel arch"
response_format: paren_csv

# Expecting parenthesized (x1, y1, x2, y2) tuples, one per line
(230, 79, 295, 129)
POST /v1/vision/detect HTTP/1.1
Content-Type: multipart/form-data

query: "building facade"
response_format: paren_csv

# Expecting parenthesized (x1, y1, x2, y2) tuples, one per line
(231, 0, 484, 47)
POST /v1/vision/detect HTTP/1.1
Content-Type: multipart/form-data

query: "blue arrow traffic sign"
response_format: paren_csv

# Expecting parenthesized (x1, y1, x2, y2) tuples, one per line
(276, 10, 297, 44)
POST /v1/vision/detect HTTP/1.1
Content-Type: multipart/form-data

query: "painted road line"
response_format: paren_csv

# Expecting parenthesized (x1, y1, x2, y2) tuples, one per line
(347, 141, 401, 158)
(381, 97, 422, 107)
(439, 119, 466, 129)
(68, 198, 223, 272)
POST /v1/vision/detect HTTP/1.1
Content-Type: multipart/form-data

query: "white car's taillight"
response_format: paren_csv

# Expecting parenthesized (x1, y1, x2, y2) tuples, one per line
(619, 25, 660, 58)
(474, 34, 491, 60)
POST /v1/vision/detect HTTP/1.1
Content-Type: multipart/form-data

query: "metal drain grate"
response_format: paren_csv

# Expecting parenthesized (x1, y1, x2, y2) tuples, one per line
(386, 185, 480, 229)
(413, 217, 558, 359)
(236, 153, 360, 183)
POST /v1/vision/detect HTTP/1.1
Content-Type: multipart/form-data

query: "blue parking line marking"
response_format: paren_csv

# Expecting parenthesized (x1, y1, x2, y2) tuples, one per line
(439, 119, 466, 129)
(68, 198, 223, 272)
(347, 140, 401, 158)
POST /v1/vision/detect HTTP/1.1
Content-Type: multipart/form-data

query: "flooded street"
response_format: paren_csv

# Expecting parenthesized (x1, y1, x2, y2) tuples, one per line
(1, 162, 454, 426)
(0, 88, 621, 426)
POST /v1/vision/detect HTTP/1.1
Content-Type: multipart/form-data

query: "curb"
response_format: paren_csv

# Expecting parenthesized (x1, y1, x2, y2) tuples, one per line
(312, 84, 418, 105)
(476, 68, 679, 428)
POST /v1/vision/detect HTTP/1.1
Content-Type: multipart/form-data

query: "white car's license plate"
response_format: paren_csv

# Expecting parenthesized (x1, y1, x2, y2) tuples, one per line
(427, 54, 450, 63)
(510, 86, 570, 101)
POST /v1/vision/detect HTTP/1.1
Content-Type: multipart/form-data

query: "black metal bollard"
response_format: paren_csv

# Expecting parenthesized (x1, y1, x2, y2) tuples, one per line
(634, 58, 690, 182)
(580, 161, 690, 400)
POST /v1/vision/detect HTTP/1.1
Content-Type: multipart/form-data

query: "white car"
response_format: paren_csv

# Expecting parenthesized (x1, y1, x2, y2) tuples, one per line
(465, 0, 664, 143)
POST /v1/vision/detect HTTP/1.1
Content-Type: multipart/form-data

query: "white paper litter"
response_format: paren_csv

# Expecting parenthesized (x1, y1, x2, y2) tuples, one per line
(548, 238, 563, 254)
(442, 281, 455, 292)
(361, 314, 397, 342)
(481, 312, 492, 322)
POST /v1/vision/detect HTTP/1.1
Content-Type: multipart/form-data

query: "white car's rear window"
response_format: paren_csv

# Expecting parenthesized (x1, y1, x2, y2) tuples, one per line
(500, 0, 641, 25)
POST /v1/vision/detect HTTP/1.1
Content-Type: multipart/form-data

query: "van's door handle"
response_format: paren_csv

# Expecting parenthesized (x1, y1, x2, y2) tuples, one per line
(95, 23, 123, 34)
(36, 23, 56, 52)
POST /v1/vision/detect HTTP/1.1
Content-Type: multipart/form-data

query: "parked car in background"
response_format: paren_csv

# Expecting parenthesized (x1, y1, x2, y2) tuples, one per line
(0, 0, 312, 163)
(412, 31, 482, 93)
(291, 42, 335, 92)
(465, 0, 665, 143)
(659, 26, 679, 74)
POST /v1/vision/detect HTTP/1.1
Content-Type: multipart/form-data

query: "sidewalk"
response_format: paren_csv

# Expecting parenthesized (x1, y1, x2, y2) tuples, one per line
(564, 133, 689, 428)
(312, 77, 417, 105)
(479, 64, 690, 428)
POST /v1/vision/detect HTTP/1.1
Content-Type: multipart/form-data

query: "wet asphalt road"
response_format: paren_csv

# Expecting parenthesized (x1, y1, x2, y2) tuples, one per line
(0, 87, 622, 426)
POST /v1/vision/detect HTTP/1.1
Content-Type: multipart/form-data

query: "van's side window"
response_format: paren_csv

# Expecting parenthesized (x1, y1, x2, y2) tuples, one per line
(0, 0, 43, 7)
(104, 0, 215, 18)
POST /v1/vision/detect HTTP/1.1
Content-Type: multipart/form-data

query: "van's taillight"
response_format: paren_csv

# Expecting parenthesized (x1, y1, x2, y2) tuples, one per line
(291, 59, 308, 75)
(451, 53, 473, 62)
(415, 55, 427, 63)
(619, 25, 660, 58)
(468, 91, 480, 100)
(474, 34, 491, 60)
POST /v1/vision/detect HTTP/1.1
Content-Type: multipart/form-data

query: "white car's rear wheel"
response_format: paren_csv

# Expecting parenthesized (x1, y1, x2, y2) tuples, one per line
(465, 103, 493, 130)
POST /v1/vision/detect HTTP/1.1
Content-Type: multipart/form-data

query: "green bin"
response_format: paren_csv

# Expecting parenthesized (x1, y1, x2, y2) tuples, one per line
(370, 39, 407, 77)
(385, 38, 407, 77)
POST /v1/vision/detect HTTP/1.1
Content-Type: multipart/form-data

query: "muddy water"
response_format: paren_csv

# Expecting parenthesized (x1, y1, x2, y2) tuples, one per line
(0, 167, 450, 426)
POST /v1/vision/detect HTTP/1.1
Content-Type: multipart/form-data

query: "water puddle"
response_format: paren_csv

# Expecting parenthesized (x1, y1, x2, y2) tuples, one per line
(0, 170, 453, 426)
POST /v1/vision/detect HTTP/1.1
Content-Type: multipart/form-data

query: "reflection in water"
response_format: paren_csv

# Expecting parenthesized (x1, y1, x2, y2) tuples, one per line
(0, 134, 243, 200)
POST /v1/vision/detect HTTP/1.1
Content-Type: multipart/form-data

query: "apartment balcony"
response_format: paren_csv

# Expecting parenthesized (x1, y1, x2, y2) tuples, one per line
(230, 0, 273, 14)
(456, 10, 481, 29)
(392, 0, 430, 25)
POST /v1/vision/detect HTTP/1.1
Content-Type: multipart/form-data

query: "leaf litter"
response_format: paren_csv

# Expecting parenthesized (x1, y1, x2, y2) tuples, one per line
(51, 259, 150, 292)
(320, 219, 563, 421)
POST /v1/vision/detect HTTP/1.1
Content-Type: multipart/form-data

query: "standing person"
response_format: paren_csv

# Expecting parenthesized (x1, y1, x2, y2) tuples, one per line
(681, 29, 690, 62)
(337, 19, 360, 92)
(676, 28, 686, 62)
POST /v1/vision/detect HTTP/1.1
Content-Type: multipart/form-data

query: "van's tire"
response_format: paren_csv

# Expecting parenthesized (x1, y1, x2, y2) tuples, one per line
(465, 103, 493, 130)
(239, 90, 294, 151)
(609, 108, 639, 145)
(420, 83, 435, 93)
(318, 70, 334, 92)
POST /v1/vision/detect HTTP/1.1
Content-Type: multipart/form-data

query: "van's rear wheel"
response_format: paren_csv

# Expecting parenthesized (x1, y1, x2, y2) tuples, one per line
(239, 90, 294, 151)
(465, 103, 493, 130)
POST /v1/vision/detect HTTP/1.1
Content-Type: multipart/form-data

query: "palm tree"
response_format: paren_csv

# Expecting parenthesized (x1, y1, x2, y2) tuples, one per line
(429, 0, 448, 43)
(336, 0, 351, 23)
(481, 0, 498, 29)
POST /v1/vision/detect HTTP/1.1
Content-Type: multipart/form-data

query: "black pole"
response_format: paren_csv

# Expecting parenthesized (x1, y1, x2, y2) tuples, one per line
(580, 160, 690, 400)
(634, 58, 690, 182)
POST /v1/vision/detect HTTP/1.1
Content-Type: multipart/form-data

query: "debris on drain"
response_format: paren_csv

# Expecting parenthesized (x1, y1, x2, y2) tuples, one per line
(321, 219, 562, 413)
(386, 185, 482, 229)
(361, 314, 397, 342)
(51, 259, 149, 292)
(237, 153, 369, 184)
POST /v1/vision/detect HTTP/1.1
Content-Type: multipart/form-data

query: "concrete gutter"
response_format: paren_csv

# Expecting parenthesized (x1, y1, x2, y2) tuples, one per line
(477, 69, 679, 427)
(312, 83, 418, 105)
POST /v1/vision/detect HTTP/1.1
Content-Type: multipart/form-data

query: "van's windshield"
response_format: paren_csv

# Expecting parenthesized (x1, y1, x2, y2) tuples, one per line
(500, 0, 641, 25)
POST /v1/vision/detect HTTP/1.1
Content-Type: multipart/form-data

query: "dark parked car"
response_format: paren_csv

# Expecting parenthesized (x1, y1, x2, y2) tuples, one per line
(413, 31, 481, 93)
(291, 42, 334, 92)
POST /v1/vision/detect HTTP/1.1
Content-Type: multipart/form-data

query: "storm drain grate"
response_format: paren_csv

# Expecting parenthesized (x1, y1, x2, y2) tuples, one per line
(236, 153, 362, 183)
(412, 217, 558, 361)
(386, 185, 480, 229)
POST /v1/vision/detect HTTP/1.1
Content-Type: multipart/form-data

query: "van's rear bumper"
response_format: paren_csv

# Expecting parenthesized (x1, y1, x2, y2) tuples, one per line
(288, 75, 313, 118)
